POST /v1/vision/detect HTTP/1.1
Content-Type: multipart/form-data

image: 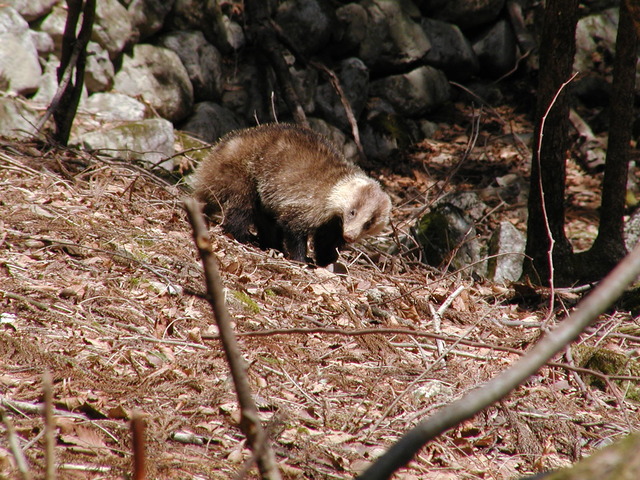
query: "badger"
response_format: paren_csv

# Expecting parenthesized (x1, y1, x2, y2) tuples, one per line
(193, 123, 392, 266)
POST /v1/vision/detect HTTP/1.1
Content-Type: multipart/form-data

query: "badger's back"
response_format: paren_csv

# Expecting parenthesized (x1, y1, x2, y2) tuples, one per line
(246, 124, 362, 230)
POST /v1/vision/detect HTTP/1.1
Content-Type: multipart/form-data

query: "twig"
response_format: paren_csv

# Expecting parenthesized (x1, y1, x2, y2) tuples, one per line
(131, 411, 146, 480)
(183, 198, 282, 480)
(535, 71, 579, 323)
(43, 371, 56, 480)
(356, 241, 640, 480)
(431, 285, 466, 355)
(0, 406, 32, 480)
(310, 60, 366, 163)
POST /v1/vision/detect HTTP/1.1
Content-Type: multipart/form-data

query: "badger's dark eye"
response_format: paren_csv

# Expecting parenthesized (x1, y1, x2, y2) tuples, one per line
(349, 209, 357, 217)
(363, 219, 373, 231)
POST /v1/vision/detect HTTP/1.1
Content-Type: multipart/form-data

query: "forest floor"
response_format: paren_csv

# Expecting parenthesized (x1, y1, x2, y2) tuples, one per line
(1, 102, 639, 480)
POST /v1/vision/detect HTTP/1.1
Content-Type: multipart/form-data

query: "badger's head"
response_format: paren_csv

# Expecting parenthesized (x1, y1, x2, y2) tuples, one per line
(329, 176, 392, 243)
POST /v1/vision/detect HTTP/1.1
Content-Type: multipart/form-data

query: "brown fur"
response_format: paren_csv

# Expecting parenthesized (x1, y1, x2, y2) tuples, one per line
(193, 123, 391, 266)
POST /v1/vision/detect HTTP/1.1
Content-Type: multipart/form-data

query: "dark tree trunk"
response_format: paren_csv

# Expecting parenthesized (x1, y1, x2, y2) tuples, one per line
(523, 0, 580, 286)
(577, 1, 638, 280)
(52, 0, 95, 145)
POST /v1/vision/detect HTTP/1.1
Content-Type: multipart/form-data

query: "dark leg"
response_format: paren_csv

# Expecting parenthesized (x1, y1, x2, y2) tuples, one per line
(313, 217, 344, 266)
(283, 230, 308, 263)
(254, 203, 284, 251)
(222, 207, 258, 244)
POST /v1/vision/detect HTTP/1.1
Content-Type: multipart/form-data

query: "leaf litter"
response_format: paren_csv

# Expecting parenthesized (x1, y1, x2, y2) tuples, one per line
(1, 109, 640, 479)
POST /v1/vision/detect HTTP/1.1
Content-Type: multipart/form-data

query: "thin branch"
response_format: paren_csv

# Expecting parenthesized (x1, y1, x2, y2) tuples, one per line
(131, 411, 146, 480)
(43, 371, 56, 480)
(535, 71, 579, 322)
(0, 407, 32, 480)
(183, 198, 282, 480)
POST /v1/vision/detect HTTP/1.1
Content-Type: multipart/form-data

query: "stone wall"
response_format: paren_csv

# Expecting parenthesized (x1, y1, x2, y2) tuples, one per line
(0, 0, 621, 167)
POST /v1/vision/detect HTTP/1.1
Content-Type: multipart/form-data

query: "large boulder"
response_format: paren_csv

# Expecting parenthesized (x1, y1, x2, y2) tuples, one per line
(85, 42, 115, 93)
(421, 18, 479, 80)
(420, 0, 506, 30)
(179, 102, 243, 143)
(157, 30, 223, 102)
(472, 18, 517, 77)
(0, 7, 42, 95)
(359, 0, 430, 72)
(3, 0, 58, 22)
(275, 0, 336, 55)
(369, 65, 450, 116)
(315, 57, 369, 131)
(128, 0, 176, 41)
(82, 93, 147, 123)
(93, 0, 135, 59)
(78, 118, 175, 169)
(113, 44, 194, 123)
(0, 97, 39, 139)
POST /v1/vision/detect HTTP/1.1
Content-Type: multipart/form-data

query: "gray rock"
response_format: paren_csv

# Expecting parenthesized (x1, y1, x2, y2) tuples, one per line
(165, 0, 216, 40)
(211, 12, 244, 53)
(421, 0, 506, 30)
(574, 8, 618, 74)
(412, 202, 481, 274)
(32, 54, 63, 106)
(333, 3, 368, 56)
(275, 0, 335, 55)
(0, 7, 42, 95)
(34, 3, 67, 54)
(4, 0, 58, 22)
(29, 30, 54, 55)
(487, 221, 525, 284)
(85, 42, 114, 93)
(93, 0, 135, 59)
(157, 30, 223, 102)
(625, 207, 640, 251)
(369, 66, 450, 117)
(178, 102, 243, 143)
(82, 93, 147, 122)
(360, 100, 420, 161)
(359, 0, 430, 72)
(421, 18, 479, 80)
(315, 57, 369, 130)
(0, 97, 39, 139)
(288, 65, 318, 114)
(78, 118, 175, 170)
(220, 61, 270, 123)
(128, 0, 176, 41)
(113, 44, 194, 123)
(37, 0, 133, 60)
(472, 18, 517, 77)
(307, 117, 359, 164)
(442, 191, 487, 222)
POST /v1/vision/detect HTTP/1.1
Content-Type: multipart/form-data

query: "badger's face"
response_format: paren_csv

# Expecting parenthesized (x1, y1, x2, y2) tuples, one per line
(341, 180, 392, 243)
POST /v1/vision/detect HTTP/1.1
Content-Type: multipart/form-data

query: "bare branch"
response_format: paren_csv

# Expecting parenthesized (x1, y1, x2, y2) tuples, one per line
(43, 371, 56, 480)
(183, 197, 282, 480)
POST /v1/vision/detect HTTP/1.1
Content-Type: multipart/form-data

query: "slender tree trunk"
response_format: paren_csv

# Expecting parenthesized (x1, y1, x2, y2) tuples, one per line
(52, 0, 95, 145)
(523, 0, 580, 286)
(582, 1, 637, 276)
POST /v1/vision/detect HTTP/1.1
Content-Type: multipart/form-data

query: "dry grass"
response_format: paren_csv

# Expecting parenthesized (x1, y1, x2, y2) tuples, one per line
(0, 135, 639, 480)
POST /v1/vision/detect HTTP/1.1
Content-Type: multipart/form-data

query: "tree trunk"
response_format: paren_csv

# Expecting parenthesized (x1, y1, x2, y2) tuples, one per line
(577, 1, 638, 280)
(52, 0, 95, 145)
(523, 0, 580, 286)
